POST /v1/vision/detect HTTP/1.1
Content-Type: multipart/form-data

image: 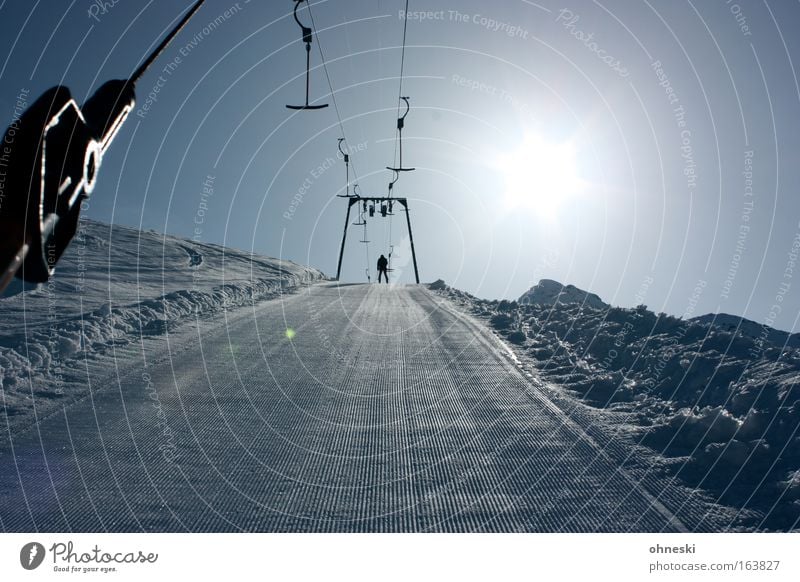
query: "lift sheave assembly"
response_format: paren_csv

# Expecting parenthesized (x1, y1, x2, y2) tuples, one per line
(0, 0, 207, 293)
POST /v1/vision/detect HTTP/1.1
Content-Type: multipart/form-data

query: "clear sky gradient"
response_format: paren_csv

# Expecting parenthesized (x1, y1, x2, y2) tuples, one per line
(1, 0, 799, 331)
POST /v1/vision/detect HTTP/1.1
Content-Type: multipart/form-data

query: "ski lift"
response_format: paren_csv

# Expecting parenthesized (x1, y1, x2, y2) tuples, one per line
(386, 96, 415, 172)
(286, 0, 329, 111)
(335, 138, 354, 198)
(380, 203, 387, 217)
(0, 0, 207, 291)
(335, 197, 420, 283)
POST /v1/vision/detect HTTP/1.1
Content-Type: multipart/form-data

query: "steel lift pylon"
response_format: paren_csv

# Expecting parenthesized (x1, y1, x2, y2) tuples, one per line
(335, 196, 419, 284)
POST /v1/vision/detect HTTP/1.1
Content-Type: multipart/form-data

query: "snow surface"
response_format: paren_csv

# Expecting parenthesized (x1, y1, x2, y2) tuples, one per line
(0, 280, 719, 532)
(1, 227, 796, 531)
(0, 219, 324, 430)
(430, 279, 800, 531)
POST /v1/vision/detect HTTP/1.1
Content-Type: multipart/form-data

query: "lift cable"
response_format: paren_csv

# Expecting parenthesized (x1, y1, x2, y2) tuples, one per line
(329, 0, 420, 284)
(389, 0, 411, 177)
(386, 169, 399, 266)
(305, 0, 362, 190)
(305, 0, 372, 281)
(397, 0, 411, 100)
(355, 188, 372, 283)
(387, 0, 411, 268)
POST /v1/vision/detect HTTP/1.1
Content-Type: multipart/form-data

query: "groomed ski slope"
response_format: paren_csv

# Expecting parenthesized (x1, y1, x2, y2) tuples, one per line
(0, 282, 729, 532)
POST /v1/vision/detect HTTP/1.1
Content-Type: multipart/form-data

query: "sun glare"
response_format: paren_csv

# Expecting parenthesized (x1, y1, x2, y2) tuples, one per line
(494, 134, 582, 219)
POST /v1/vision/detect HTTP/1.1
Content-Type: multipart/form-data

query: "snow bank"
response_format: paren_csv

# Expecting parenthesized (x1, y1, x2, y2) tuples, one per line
(429, 279, 800, 530)
(0, 220, 325, 427)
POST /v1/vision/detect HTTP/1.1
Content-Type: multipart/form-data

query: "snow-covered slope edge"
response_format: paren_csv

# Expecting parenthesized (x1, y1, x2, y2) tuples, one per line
(429, 279, 800, 531)
(0, 220, 325, 427)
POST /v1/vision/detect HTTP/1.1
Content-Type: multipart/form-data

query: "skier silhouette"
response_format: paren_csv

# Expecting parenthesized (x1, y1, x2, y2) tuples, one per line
(377, 254, 389, 284)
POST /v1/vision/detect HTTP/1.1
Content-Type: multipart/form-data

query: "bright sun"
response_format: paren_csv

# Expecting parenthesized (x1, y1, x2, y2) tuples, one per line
(494, 134, 582, 219)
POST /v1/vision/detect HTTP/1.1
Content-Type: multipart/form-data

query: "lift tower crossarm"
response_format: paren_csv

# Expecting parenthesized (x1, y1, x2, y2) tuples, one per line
(335, 196, 419, 284)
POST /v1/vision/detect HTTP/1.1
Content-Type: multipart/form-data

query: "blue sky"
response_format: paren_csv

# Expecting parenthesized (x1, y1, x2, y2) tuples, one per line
(2, 0, 800, 331)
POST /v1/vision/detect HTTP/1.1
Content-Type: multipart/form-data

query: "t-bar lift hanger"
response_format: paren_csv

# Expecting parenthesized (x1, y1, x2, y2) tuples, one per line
(386, 96, 414, 172)
(336, 138, 354, 198)
(286, 0, 329, 111)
